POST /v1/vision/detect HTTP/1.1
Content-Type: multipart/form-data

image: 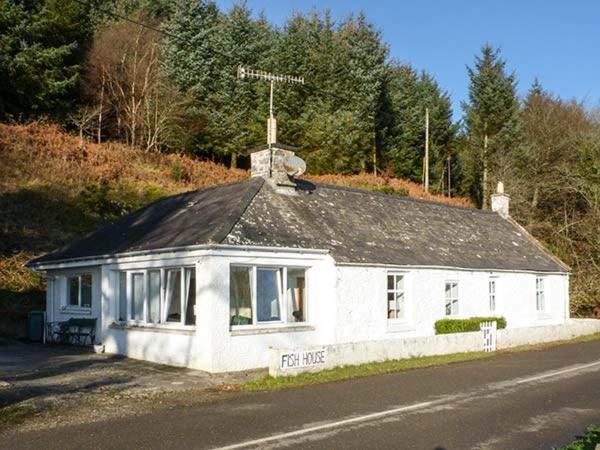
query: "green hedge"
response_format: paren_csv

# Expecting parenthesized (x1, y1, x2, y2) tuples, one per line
(435, 316, 507, 335)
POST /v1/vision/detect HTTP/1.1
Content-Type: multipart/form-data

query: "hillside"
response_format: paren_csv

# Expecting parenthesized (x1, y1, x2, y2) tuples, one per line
(0, 123, 470, 336)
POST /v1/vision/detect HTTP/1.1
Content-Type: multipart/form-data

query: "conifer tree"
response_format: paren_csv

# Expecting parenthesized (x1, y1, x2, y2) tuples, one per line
(0, 0, 90, 118)
(462, 45, 522, 208)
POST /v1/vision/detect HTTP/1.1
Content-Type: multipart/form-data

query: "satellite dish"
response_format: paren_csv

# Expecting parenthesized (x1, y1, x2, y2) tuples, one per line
(283, 155, 306, 177)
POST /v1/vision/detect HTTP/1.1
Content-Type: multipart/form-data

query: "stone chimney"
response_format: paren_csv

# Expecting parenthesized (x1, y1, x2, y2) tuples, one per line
(491, 181, 510, 218)
(251, 144, 298, 195)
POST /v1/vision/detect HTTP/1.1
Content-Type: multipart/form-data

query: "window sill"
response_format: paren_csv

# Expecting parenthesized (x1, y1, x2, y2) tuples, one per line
(60, 307, 92, 315)
(386, 321, 415, 333)
(230, 324, 315, 336)
(109, 322, 196, 335)
(536, 313, 553, 321)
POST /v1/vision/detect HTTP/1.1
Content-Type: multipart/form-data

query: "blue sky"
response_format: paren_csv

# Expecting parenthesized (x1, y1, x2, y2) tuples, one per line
(215, 0, 600, 120)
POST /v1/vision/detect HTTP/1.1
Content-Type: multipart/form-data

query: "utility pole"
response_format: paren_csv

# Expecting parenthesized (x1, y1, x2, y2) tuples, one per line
(237, 67, 304, 147)
(424, 108, 430, 193)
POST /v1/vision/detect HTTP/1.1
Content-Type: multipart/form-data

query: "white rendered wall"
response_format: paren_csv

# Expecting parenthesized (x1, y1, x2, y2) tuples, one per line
(46, 266, 102, 326)
(335, 266, 569, 343)
(198, 250, 337, 372)
(44, 249, 569, 373)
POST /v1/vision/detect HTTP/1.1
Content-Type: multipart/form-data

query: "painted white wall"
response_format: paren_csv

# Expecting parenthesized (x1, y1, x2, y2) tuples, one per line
(44, 248, 570, 373)
(46, 266, 102, 326)
(269, 318, 600, 377)
(335, 266, 569, 343)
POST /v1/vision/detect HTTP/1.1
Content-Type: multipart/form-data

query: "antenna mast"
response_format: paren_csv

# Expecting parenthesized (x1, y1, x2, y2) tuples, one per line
(237, 66, 304, 147)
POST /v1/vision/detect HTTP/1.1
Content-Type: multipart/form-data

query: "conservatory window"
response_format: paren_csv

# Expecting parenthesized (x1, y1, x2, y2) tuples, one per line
(67, 274, 92, 309)
(230, 265, 307, 327)
(445, 281, 459, 316)
(118, 267, 196, 327)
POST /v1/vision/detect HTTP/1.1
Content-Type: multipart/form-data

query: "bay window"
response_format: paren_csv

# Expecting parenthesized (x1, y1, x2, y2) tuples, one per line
(230, 265, 307, 327)
(117, 267, 196, 327)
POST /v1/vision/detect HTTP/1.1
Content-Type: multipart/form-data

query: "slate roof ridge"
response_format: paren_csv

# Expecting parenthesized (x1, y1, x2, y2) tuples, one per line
(306, 180, 494, 214)
(213, 177, 264, 244)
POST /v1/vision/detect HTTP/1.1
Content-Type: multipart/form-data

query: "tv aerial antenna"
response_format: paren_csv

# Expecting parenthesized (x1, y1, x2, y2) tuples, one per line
(237, 66, 304, 147)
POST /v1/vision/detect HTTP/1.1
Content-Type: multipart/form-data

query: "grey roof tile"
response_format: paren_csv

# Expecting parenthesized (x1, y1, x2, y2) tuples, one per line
(30, 177, 567, 273)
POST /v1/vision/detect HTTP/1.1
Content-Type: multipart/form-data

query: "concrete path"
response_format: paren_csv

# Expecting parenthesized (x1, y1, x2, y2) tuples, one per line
(5, 339, 600, 449)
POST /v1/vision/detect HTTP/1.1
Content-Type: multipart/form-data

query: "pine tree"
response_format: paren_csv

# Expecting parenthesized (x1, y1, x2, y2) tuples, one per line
(382, 65, 456, 189)
(0, 0, 90, 118)
(462, 45, 522, 208)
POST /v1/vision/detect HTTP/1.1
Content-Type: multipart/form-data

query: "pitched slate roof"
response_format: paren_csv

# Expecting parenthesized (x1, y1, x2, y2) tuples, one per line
(30, 178, 568, 273)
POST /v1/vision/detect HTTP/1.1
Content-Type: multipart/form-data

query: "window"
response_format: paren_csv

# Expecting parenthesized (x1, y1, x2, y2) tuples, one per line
(536, 277, 545, 311)
(66, 274, 92, 308)
(287, 269, 306, 323)
(445, 281, 459, 316)
(489, 279, 496, 312)
(387, 274, 405, 320)
(230, 266, 307, 327)
(117, 267, 196, 327)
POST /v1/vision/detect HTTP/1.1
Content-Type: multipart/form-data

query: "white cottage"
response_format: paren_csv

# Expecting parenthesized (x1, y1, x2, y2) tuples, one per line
(28, 144, 570, 372)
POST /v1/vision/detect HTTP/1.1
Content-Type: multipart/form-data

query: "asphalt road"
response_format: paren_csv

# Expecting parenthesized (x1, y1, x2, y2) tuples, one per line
(5, 339, 600, 450)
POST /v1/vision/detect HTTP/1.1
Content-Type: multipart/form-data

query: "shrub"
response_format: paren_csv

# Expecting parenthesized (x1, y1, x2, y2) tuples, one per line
(435, 316, 507, 335)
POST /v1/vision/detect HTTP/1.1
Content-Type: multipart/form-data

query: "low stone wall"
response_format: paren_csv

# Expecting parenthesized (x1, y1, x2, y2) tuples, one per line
(497, 319, 600, 349)
(269, 319, 600, 377)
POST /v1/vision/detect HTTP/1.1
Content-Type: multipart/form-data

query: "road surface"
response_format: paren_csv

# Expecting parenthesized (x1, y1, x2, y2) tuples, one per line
(5, 339, 600, 449)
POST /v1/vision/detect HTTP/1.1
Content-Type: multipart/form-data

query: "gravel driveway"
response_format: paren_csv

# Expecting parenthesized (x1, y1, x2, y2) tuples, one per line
(0, 338, 263, 433)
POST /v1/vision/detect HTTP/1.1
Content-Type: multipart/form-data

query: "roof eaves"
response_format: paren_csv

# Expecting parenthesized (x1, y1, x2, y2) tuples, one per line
(506, 217, 571, 273)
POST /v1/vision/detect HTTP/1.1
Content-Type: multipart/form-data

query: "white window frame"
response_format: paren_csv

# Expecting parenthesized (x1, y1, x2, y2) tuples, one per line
(230, 264, 309, 330)
(444, 281, 459, 316)
(489, 278, 497, 312)
(63, 274, 92, 311)
(118, 266, 196, 329)
(536, 276, 545, 312)
(386, 272, 407, 322)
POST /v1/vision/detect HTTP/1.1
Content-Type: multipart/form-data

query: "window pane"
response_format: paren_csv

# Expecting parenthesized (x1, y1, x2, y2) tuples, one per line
(184, 268, 196, 326)
(68, 277, 79, 306)
(387, 275, 394, 290)
(132, 273, 145, 321)
(80, 274, 92, 308)
(395, 291, 405, 318)
(445, 282, 452, 298)
(395, 276, 404, 291)
(287, 269, 306, 322)
(256, 268, 281, 322)
(165, 270, 181, 322)
(451, 283, 458, 299)
(119, 272, 127, 321)
(230, 266, 252, 325)
(148, 271, 161, 324)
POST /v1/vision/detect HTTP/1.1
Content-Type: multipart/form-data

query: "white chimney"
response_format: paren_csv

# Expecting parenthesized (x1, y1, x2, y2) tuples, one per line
(491, 181, 510, 218)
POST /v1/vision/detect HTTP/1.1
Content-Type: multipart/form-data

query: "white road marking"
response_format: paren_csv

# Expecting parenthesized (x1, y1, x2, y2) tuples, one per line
(515, 360, 600, 384)
(214, 359, 600, 450)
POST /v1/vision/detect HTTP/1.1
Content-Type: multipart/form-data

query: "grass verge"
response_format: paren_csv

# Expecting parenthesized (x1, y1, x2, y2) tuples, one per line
(241, 332, 600, 392)
(0, 404, 38, 432)
(559, 426, 600, 450)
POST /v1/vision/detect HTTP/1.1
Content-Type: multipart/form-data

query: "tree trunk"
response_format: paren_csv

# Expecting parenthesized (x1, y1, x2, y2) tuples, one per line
(231, 152, 238, 169)
(97, 74, 105, 144)
(482, 134, 489, 209)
